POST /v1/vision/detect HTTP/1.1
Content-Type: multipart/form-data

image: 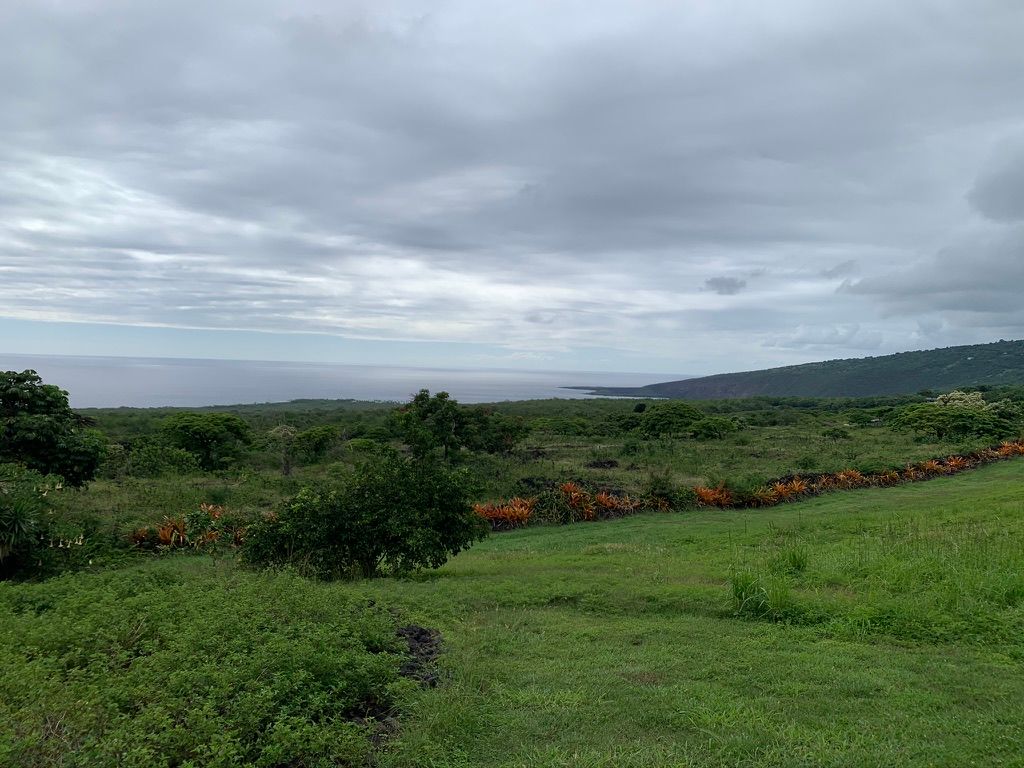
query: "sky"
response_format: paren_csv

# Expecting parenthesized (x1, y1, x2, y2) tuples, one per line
(2, 0, 1023, 376)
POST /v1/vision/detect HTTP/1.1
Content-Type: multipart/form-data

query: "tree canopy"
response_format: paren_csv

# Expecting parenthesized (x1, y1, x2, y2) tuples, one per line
(890, 390, 1022, 440)
(161, 412, 251, 470)
(640, 401, 703, 437)
(394, 390, 528, 461)
(0, 370, 106, 486)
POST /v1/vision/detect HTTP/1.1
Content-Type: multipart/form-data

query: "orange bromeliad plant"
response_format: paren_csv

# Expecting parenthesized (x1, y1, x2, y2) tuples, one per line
(877, 470, 902, 486)
(156, 517, 186, 547)
(474, 497, 535, 531)
(750, 486, 781, 507)
(833, 470, 865, 489)
(593, 491, 638, 518)
(559, 481, 595, 521)
(199, 502, 225, 519)
(694, 485, 732, 507)
(943, 456, 970, 472)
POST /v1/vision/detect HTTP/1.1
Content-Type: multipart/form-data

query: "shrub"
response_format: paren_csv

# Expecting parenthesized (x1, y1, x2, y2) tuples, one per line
(694, 485, 733, 507)
(642, 470, 695, 510)
(0, 564, 410, 767)
(0, 465, 52, 578)
(124, 438, 201, 477)
(639, 401, 703, 437)
(244, 453, 488, 578)
(795, 454, 819, 472)
(690, 416, 739, 440)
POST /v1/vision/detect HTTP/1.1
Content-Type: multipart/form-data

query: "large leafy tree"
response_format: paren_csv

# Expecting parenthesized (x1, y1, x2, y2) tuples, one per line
(161, 412, 251, 470)
(395, 389, 464, 461)
(394, 390, 528, 461)
(891, 390, 1022, 440)
(0, 370, 106, 486)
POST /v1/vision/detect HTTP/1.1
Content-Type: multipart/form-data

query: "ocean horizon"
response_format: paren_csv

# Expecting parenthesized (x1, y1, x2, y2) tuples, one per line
(0, 353, 677, 408)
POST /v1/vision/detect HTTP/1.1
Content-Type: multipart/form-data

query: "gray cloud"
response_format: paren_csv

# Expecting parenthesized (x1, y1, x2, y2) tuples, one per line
(968, 141, 1024, 222)
(2, 0, 1024, 371)
(704, 277, 747, 296)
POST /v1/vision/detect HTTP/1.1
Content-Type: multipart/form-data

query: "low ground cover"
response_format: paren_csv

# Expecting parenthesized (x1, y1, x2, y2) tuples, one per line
(0, 561, 417, 768)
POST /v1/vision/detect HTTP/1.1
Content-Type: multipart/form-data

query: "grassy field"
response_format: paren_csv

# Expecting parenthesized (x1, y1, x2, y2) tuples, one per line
(348, 460, 1024, 767)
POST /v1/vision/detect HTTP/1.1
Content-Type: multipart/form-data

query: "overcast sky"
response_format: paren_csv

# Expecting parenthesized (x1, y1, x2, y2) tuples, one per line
(2, 0, 1023, 376)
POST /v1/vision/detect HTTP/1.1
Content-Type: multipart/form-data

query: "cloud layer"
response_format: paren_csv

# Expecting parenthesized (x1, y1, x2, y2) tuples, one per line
(2, 0, 1024, 372)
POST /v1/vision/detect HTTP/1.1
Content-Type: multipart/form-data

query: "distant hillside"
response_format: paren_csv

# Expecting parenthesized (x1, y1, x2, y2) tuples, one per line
(585, 340, 1024, 399)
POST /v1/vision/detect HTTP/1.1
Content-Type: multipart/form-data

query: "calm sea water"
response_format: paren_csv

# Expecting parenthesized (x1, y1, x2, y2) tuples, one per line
(0, 354, 672, 408)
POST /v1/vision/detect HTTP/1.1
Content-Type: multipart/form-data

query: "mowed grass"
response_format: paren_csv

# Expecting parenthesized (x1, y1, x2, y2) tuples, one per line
(350, 460, 1024, 767)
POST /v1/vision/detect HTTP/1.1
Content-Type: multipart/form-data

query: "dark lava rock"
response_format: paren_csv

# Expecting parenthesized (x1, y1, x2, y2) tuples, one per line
(396, 625, 443, 688)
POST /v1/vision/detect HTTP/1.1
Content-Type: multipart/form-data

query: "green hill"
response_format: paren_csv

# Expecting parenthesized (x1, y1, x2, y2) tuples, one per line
(585, 339, 1024, 399)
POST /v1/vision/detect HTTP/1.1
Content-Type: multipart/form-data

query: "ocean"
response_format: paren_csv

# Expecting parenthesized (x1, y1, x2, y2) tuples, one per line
(0, 354, 672, 408)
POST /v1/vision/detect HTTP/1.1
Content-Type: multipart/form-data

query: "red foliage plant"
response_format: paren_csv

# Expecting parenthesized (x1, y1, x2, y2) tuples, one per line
(474, 497, 535, 531)
(694, 485, 732, 507)
(559, 482, 595, 521)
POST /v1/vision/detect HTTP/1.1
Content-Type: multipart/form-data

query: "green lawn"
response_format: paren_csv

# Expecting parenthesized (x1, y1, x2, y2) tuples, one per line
(355, 460, 1024, 767)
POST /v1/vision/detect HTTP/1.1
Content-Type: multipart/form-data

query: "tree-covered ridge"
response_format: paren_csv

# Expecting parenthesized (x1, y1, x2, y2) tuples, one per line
(585, 339, 1024, 399)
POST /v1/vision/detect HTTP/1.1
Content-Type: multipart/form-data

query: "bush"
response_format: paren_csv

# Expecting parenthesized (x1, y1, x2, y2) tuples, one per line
(244, 452, 488, 578)
(126, 439, 201, 477)
(690, 416, 739, 440)
(639, 401, 703, 437)
(643, 470, 695, 510)
(0, 464, 52, 578)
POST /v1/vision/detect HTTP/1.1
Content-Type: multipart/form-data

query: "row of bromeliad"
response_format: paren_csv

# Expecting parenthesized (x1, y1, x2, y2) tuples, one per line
(127, 440, 1024, 545)
(473, 440, 1024, 531)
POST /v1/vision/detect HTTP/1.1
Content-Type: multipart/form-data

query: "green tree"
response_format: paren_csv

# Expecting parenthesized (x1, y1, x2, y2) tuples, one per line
(244, 451, 487, 578)
(890, 390, 1021, 440)
(294, 424, 340, 462)
(0, 370, 106, 486)
(161, 413, 251, 470)
(395, 390, 463, 461)
(267, 425, 298, 476)
(639, 401, 703, 437)
(460, 407, 529, 454)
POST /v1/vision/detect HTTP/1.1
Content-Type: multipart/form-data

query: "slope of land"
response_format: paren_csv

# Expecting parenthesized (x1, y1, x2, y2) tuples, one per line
(584, 339, 1024, 399)
(357, 461, 1024, 767)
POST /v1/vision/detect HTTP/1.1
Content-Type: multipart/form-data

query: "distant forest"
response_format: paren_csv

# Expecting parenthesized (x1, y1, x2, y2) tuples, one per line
(585, 339, 1024, 399)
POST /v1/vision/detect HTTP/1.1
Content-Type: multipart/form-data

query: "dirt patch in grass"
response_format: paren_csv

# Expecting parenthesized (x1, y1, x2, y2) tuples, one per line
(397, 624, 444, 687)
